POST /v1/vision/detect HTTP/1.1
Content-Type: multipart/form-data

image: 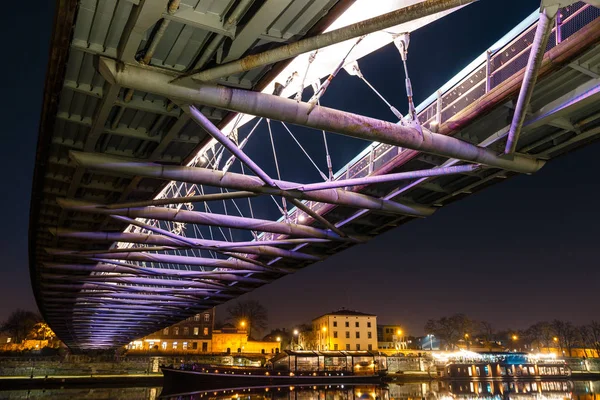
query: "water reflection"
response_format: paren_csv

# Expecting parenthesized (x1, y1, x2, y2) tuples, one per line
(160, 381, 600, 400)
(0, 381, 597, 400)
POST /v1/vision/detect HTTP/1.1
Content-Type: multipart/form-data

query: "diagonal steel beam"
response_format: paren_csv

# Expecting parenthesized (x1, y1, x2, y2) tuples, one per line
(99, 58, 544, 174)
(70, 151, 434, 217)
(46, 247, 273, 272)
(51, 228, 321, 261)
(57, 198, 361, 241)
(504, 5, 558, 154)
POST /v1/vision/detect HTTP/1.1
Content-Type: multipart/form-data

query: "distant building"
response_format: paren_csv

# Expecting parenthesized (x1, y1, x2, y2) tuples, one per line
(310, 309, 377, 351)
(127, 310, 280, 355)
(377, 324, 407, 350)
(212, 324, 280, 355)
(128, 309, 215, 353)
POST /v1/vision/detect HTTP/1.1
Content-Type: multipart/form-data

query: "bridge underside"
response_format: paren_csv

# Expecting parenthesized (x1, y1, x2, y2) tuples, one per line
(30, 0, 600, 350)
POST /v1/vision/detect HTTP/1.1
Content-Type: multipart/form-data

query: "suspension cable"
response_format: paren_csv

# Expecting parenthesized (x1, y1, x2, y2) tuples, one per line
(343, 61, 403, 121)
(280, 122, 328, 181)
(307, 35, 366, 114)
(266, 119, 288, 220)
(295, 50, 318, 102)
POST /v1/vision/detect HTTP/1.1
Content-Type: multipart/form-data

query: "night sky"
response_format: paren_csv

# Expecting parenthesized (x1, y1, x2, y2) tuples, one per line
(1, 0, 599, 338)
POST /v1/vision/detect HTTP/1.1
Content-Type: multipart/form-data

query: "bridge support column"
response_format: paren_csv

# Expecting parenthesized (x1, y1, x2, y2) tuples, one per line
(505, 5, 558, 154)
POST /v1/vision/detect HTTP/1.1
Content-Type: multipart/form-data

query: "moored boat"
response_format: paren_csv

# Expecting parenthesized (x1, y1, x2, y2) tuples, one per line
(433, 351, 571, 379)
(161, 350, 387, 390)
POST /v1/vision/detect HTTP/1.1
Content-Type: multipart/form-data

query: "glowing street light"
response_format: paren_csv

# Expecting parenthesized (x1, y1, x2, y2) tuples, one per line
(512, 334, 518, 341)
(553, 337, 559, 342)
(276, 337, 281, 342)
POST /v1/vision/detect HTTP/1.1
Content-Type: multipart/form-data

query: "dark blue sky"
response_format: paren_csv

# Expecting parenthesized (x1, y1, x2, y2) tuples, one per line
(1, 0, 598, 337)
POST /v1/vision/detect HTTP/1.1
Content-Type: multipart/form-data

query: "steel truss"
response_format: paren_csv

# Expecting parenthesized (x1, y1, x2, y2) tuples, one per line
(35, 0, 600, 351)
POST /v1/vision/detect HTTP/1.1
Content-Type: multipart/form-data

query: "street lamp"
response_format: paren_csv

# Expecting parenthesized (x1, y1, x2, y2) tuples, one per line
(396, 329, 403, 350)
(292, 329, 299, 350)
(427, 334, 434, 351)
(464, 333, 470, 350)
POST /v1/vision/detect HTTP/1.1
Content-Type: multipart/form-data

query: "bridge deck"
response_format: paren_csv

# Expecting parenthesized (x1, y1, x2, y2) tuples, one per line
(30, 1, 600, 350)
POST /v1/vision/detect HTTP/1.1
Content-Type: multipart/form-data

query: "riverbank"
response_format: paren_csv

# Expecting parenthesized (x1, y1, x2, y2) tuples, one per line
(0, 373, 162, 390)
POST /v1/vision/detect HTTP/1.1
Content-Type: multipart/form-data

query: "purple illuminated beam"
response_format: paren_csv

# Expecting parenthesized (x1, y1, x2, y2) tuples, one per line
(69, 151, 434, 217)
(51, 228, 322, 261)
(185, 104, 277, 187)
(104, 190, 256, 209)
(505, 6, 558, 154)
(42, 262, 268, 282)
(57, 198, 360, 241)
(45, 247, 272, 272)
(297, 164, 480, 191)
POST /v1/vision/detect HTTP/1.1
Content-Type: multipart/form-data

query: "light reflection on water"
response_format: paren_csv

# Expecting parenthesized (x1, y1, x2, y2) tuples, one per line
(0, 381, 598, 400)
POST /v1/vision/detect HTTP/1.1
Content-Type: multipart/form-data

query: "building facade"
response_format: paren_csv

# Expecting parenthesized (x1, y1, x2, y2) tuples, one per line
(129, 309, 215, 353)
(211, 324, 280, 354)
(378, 324, 407, 350)
(311, 309, 377, 351)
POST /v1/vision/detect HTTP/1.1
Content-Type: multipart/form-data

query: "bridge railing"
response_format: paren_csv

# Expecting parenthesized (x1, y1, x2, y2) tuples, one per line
(258, 2, 600, 241)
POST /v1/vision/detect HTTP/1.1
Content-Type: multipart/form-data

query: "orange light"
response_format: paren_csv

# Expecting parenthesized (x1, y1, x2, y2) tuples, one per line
(512, 335, 518, 341)
(322, 327, 327, 332)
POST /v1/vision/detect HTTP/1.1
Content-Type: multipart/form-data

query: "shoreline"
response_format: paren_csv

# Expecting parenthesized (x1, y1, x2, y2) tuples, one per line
(0, 374, 163, 390)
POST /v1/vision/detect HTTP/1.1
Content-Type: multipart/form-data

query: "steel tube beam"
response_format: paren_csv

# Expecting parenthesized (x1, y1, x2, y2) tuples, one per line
(104, 190, 256, 209)
(51, 228, 321, 261)
(70, 151, 434, 217)
(43, 262, 269, 282)
(186, 104, 277, 186)
(58, 198, 357, 240)
(180, 0, 476, 82)
(99, 58, 544, 174)
(504, 6, 558, 154)
(299, 164, 480, 191)
(46, 247, 270, 272)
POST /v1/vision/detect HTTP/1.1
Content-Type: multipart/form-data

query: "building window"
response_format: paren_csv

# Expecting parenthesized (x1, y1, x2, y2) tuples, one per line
(355, 322, 359, 328)
(367, 322, 371, 328)
(368, 344, 372, 351)
(183, 342, 188, 350)
(202, 342, 208, 352)
(334, 331, 338, 338)
(174, 327, 179, 335)
(334, 344, 339, 350)
(333, 321, 337, 327)
(203, 327, 209, 336)
(356, 332, 360, 339)
(237, 348, 241, 353)
(356, 344, 361, 350)
(346, 344, 350, 350)
(183, 327, 189, 335)
(163, 328, 169, 335)
(192, 342, 198, 350)
(172, 342, 178, 349)
(194, 315, 200, 321)
(368, 332, 372, 339)
(345, 322, 349, 328)
(204, 313, 210, 322)
(345, 331, 350, 339)
(194, 327, 199, 335)
(161, 342, 167, 350)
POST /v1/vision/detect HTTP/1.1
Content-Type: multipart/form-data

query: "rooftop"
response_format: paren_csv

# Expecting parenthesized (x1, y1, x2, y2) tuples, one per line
(313, 308, 376, 320)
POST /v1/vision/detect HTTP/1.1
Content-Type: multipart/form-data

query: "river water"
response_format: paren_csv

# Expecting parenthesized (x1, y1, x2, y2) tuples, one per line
(0, 380, 598, 399)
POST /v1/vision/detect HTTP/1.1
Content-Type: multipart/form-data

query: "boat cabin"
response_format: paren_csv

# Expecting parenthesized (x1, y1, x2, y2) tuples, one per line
(270, 350, 387, 375)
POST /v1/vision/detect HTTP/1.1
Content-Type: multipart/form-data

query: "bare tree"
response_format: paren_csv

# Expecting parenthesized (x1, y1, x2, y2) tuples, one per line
(552, 320, 578, 357)
(226, 300, 268, 338)
(297, 323, 318, 350)
(584, 321, 600, 358)
(477, 321, 495, 351)
(525, 321, 554, 352)
(425, 314, 473, 350)
(0, 310, 41, 343)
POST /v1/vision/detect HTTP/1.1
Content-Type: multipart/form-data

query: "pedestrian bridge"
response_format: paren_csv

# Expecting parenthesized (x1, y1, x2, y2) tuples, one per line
(30, 0, 600, 350)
